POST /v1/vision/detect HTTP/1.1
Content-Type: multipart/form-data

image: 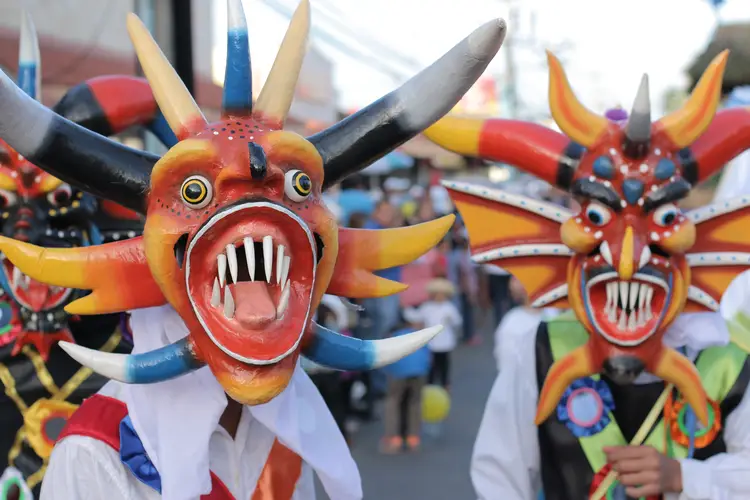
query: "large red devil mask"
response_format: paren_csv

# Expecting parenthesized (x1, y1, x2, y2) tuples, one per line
(425, 51, 750, 426)
(0, 0, 505, 405)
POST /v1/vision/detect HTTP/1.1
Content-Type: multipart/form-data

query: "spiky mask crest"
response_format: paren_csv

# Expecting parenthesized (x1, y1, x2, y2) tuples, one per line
(0, 1, 505, 404)
(426, 50, 750, 426)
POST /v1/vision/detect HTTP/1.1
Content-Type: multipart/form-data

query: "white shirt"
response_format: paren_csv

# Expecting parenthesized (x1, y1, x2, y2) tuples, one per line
(418, 300, 462, 352)
(493, 307, 560, 370)
(472, 312, 750, 500)
(41, 382, 316, 500)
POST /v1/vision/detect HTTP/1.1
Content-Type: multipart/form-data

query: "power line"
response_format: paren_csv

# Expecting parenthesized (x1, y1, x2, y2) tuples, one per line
(259, 0, 411, 81)
(308, 0, 422, 71)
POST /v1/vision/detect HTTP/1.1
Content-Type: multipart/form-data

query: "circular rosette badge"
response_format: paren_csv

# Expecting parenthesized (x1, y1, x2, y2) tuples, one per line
(22, 398, 79, 459)
(590, 464, 660, 500)
(666, 395, 721, 448)
(556, 378, 614, 437)
(0, 466, 31, 500)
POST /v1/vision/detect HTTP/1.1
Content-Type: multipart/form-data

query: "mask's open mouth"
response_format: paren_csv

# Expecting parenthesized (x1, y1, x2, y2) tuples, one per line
(584, 271, 671, 346)
(184, 201, 318, 365)
(0, 257, 72, 313)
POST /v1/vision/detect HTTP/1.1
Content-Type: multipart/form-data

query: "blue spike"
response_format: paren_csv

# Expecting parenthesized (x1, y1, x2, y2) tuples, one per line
(126, 337, 204, 383)
(223, 28, 252, 113)
(149, 111, 179, 148)
(592, 156, 614, 179)
(17, 63, 36, 99)
(305, 322, 376, 371)
(622, 179, 644, 205)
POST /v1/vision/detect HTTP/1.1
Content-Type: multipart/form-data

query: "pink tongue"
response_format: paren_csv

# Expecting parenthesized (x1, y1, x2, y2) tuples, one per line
(233, 281, 277, 327)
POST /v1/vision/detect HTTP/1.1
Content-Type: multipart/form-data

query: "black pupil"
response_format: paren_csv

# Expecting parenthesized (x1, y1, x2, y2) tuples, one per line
(0, 197, 8, 209)
(663, 212, 676, 225)
(297, 175, 311, 192)
(588, 211, 602, 224)
(185, 182, 204, 201)
(55, 190, 70, 204)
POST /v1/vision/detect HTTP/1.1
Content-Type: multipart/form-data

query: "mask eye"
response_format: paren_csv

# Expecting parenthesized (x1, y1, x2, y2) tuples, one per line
(47, 184, 73, 207)
(0, 189, 17, 210)
(584, 202, 612, 226)
(284, 170, 312, 202)
(180, 175, 213, 209)
(653, 203, 679, 227)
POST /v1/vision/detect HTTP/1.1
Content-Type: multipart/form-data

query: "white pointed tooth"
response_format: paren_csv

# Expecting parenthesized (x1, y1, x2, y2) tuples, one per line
(629, 282, 639, 310)
(619, 281, 629, 309)
(611, 280, 619, 309)
(24, 274, 31, 286)
(276, 245, 285, 285)
(646, 286, 654, 319)
(639, 284, 648, 311)
(226, 244, 238, 284)
(606, 282, 614, 308)
(12, 267, 22, 290)
(276, 280, 291, 317)
(223, 286, 235, 319)
(600, 241, 613, 266)
(628, 310, 637, 331)
(244, 237, 255, 281)
(638, 246, 652, 269)
(211, 278, 221, 307)
(618, 310, 627, 330)
(263, 236, 273, 283)
(280, 256, 290, 288)
(637, 310, 646, 327)
(608, 307, 616, 323)
(217, 254, 227, 287)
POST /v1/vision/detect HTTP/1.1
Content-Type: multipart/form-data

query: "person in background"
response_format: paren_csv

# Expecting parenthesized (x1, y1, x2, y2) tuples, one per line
(420, 278, 462, 391)
(492, 276, 561, 371)
(380, 308, 431, 454)
(448, 226, 480, 345)
(308, 298, 353, 444)
(337, 174, 375, 226)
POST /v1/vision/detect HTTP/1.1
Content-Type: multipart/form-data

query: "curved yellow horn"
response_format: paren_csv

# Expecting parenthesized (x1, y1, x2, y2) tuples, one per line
(547, 51, 609, 147)
(126, 13, 206, 140)
(656, 50, 729, 149)
(253, 0, 311, 128)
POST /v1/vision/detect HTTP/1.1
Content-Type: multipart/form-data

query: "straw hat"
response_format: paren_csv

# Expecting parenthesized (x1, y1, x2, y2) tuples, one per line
(426, 278, 456, 297)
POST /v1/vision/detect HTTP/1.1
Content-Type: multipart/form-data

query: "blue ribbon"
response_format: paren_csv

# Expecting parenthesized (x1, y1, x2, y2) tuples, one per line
(556, 378, 615, 438)
(119, 415, 162, 493)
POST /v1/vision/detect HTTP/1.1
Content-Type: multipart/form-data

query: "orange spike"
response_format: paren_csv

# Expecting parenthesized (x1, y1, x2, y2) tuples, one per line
(535, 342, 596, 425)
(326, 215, 454, 298)
(651, 347, 709, 426)
(0, 236, 165, 315)
(546, 51, 609, 147)
(656, 51, 728, 148)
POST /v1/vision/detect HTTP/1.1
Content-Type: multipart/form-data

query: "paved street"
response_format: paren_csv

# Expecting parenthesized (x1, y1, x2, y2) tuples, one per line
(316, 322, 498, 499)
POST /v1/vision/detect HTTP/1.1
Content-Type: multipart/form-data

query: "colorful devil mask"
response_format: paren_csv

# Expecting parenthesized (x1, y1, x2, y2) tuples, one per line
(0, 1, 505, 405)
(425, 50, 750, 426)
(0, 13, 154, 359)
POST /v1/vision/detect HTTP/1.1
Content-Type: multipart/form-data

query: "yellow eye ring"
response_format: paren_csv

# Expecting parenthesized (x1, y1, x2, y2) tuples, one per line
(180, 175, 213, 209)
(284, 170, 312, 202)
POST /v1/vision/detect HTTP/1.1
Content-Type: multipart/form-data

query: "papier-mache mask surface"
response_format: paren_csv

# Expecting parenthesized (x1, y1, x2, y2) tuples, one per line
(425, 50, 750, 426)
(0, 12, 157, 359)
(0, 0, 506, 405)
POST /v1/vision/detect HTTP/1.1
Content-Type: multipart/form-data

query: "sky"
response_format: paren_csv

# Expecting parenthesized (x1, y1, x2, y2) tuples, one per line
(213, 0, 750, 119)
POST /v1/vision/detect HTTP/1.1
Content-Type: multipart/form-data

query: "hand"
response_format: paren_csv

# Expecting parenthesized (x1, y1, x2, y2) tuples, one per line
(604, 445, 683, 497)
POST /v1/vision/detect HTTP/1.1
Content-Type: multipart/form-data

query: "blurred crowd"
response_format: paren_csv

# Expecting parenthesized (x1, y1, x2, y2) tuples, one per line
(310, 172, 575, 454)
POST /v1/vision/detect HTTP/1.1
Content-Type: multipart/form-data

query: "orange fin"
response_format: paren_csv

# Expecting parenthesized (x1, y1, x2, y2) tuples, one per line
(651, 347, 709, 426)
(0, 235, 166, 315)
(685, 197, 750, 311)
(326, 215, 454, 298)
(535, 342, 595, 425)
(445, 181, 571, 308)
